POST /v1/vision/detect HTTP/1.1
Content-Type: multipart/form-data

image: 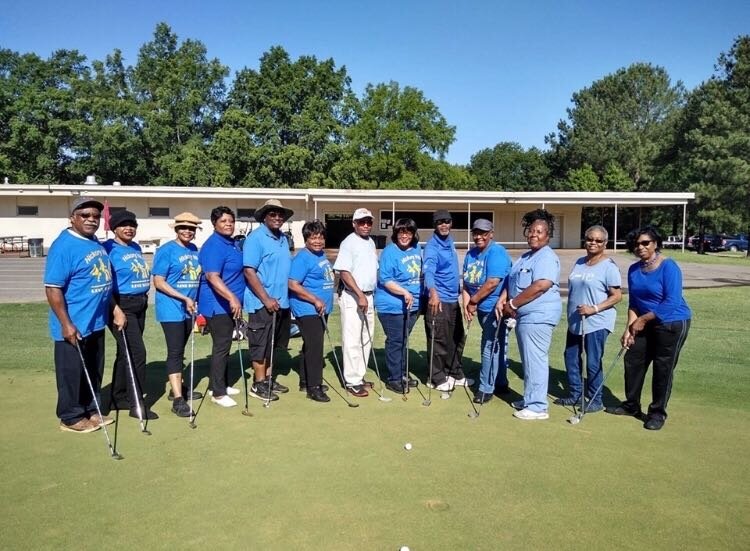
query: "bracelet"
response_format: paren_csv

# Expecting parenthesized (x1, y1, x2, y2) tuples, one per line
(593, 304, 599, 314)
(509, 299, 518, 311)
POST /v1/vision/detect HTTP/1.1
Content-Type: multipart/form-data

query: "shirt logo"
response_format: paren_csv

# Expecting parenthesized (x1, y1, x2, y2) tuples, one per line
(465, 261, 484, 285)
(182, 260, 202, 281)
(131, 258, 150, 279)
(91, 258, 111, 282)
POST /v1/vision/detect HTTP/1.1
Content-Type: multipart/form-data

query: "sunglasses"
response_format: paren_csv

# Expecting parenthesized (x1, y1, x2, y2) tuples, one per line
(265, 211, 285, 219)
(636, 239, 653, 247)
(75, 211, 101, 220)
(356, 219, 373, 226)
(586, 238, 605, 244)
(435, 219, 452, 225)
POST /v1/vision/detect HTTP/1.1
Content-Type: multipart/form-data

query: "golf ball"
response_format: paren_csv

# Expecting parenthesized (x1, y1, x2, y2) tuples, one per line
(404, 442, 412, 451)
(400, 547, 410, 551)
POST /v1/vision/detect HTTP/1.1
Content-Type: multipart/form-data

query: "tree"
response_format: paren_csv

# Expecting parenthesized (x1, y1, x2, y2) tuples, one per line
(468, 142, 550, 191)
(564, 163, 602, 191)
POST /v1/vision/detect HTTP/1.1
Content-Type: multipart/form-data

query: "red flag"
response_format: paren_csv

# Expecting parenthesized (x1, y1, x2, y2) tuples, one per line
(103, 199, 111, 232)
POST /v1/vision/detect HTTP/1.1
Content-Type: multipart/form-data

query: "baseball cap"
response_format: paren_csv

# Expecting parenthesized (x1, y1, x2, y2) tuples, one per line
(70, 196, 104, 214)
(352, 208, 373, 221)
(433, 209, 453, 224)
(471, 219, 494, 232)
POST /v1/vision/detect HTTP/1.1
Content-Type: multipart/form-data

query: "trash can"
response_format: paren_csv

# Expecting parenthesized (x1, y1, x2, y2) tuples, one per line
(28, 238, 44, 258)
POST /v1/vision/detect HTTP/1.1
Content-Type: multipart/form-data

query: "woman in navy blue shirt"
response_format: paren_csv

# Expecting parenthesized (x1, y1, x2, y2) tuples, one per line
(610, 226, 691, 431)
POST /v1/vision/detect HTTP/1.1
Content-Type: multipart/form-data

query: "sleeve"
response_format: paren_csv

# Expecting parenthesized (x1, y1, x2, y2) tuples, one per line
(332, 238, 352, 272)
(243, 232, 262, 270)
(200, 238, 225, 274)
(652, 260, 685, 322)
(44, 242, 69, 287)
(289, 251, 309, 283)
(422, 241, 438, 291)
(485, 247, 511, 279)
(378, 246, 398, 284)
(151, 245, 170, 277)
(605, 259, 622, 288)
(533, 249, 560, 283)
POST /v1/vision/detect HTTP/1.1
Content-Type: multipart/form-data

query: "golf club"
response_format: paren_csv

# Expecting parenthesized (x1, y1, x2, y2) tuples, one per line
(189, 313, 196, 426)
(320, 314, 359, 408)
(423, 317, 436, 407)
(236, 319, 253, 417)
(264, 310, 277, 409)
(568, 346, 627, 425)
(577, 316, 587, 415)
(459, 320, 480, 419)
(120, 329, 151, 435)
(363, 314, 392, 403)
(404, 310, 428, 404)
(75, 340, 123, 460)
(322, 375, 359, 408)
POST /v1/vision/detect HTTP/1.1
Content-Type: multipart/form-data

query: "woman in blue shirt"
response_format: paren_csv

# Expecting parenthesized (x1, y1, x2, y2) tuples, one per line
(103, 210, 156, 420)
(610, 226, 691, 431)
(375, 219, 422, 395)
(288, 220, 335, 403)
(500, 209, 562, 420)
(152, 212, 203, 418)
(198, 206, 246, 408)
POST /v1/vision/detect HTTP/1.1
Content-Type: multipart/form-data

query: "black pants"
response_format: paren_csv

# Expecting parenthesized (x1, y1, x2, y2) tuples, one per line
(297, 315, 325, 389)
(108, 294, 148, 409)
(247, 308, 291, 366)
(424, 301, 465, 385)
(207, 313, 234, 395)
(54, 330, 105, 424)
(622, 319, 690, 420)
(160, 320, 193, 375)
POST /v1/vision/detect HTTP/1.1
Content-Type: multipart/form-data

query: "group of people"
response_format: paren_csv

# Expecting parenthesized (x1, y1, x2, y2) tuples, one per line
(45, 197, 691, 435)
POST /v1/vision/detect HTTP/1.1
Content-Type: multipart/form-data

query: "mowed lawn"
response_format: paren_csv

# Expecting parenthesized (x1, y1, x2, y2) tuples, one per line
(0, 288, 748, 550)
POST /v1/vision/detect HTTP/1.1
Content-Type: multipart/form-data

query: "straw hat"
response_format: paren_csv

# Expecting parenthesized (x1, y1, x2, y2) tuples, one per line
(255, 199, 294, 222)
(169, 212, 202, 229)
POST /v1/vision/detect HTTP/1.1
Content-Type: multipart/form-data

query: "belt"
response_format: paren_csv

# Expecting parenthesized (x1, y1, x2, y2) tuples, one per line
(362, 291, 374, 296)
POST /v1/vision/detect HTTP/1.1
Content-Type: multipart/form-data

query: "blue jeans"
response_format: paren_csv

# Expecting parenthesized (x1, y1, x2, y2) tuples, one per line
(563, 328, 610, 407)
(377, 312, 419, 382)
(477, 311, 508, 394)
(516, 322, 554, 412)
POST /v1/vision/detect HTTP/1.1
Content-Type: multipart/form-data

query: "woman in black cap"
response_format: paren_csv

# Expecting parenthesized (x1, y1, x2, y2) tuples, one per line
(103, 210, 157, 420)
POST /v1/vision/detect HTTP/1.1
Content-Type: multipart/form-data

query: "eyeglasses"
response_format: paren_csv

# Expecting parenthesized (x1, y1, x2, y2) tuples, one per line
(75, 211, 101, 220)
(586, 238, 606, 244)
(265, 211, 285, 219)
(435, 219, 452, 225)
(636, 239, 653, 247)
(175, 226, 196, 232)
(356, 219, 373, 226)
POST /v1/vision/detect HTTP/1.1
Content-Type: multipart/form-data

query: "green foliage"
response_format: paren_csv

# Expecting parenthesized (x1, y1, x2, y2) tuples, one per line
(468, 142, 551, 191)
(564, 163, 602, 191)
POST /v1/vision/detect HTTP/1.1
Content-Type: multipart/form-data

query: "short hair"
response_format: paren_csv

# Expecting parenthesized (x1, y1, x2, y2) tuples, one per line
(625, 225, 663, 253)
(522, 209, 555, 237)
(210, 206, 235, 225)
(391, 218, 419, 247)
(585, 225, 609, 241)
(302, 219, 327, 241)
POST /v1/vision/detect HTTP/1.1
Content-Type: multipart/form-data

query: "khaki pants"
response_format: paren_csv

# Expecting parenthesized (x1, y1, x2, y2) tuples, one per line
(338, 290, 374, 386)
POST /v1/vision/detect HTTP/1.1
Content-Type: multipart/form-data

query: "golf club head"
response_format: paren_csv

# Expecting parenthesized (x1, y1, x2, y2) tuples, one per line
(242, 409, 254, 417)
(440, 392, 451, 400)
(111, 452, 124, 460)
(189, 421, 197, 429)
(402, 395, 408, 402)
(422, 399, 431, 407)
(142, 428, 152, 436)
(347, 402, 360, 408)
(378, 395, 392, 403)
(568, 414, 582, 425)
(263, 402, 271, 409)
(467, 411, 479, 419)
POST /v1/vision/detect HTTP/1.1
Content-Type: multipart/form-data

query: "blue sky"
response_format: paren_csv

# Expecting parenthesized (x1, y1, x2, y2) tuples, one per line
(2, 0, 748, 164)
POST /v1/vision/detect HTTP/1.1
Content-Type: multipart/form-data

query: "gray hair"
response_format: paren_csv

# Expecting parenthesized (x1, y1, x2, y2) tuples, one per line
(585, 225, 608, 241)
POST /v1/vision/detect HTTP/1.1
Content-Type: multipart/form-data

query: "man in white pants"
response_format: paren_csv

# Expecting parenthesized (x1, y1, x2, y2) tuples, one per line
(333, 208, 378, 397)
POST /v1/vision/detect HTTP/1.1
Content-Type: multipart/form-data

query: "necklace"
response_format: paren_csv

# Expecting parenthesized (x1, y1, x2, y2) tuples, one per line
(640, 252, 660, 269)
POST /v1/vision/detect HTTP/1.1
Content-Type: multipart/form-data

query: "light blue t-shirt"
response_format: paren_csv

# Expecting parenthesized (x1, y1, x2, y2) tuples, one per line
(462, 241, 512, 313)
(375, 243, 422, 314)
(103, 239, 150, 296)
(289, 248, 335, 317)
(508, 245, 561, 325)
(567, 256, 621, 334)
(44, 229, 113, 340)
(152, 240, 200, 322)
(198, 232, 246, 317)
(243, 224, 291, 312)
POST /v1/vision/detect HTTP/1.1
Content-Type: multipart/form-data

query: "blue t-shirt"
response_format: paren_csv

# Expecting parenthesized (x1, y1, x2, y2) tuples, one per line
(628, 258, 691, 323)
(375, 243, 422, 314)
(462, 241, 512, 312)
(423, 232, 460, 303)
(198, 232, 246, 317)
(103, 239, 150, 296)
(243, 224, 291, 312)
(152, 240, 201, 322)
(289, 248, 335, 317)
(508, 245, 561, 325)
(44, 229, 113, 341)
(567, 256, 621, 334)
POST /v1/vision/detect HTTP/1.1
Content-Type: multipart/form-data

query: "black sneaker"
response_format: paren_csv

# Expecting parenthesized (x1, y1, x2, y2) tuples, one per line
(385, 380, 407, 394)
(299, 384, 329, 392)
(473, 391, 493, 404)
(606, 404, 640, 416)
(307, 386, 331, 403)
(249, 380, 279, 401)
(168, 386, 203, 401)
(553, 396, 581, 406)
(268, 379, 289, 394)
(130, 407, 159, 420)
(171, 397, 193, 417)
(644, 417, 665, 430)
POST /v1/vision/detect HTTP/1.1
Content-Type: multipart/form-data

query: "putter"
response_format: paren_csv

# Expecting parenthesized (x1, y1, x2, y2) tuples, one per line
(236, 319, 253, 417)
(459, 320, 480, 419)
(423, 317, 436, 407)
(75, 340, 123, 460)
(320, 314, 359, 408)
(568, 346, 627, 425)
(363, 315, 392, 403)
(577, 316, 587, 415)
(120, 329, 151, 435)
(189, 314, 196, 426)
(264, 311, 277, 409)
(404, 310, 428, 403)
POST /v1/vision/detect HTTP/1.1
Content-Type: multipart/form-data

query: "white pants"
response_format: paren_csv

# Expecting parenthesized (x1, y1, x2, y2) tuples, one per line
(338, 290, 375, 386)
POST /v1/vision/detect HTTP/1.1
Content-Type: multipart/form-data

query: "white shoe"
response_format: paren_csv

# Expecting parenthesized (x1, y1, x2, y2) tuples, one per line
(435, 380, 454, 392)
(211, 395, 237, 408)
(513, 408, 549, 420)
(449, 376, 474, 387)
(225, 387, 241, 396)
(511, 400, 525, 410)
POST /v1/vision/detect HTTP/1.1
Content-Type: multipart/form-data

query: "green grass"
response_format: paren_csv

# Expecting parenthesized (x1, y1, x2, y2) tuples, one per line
(655, 249, 750, 266)
(1, 289, 749, 550)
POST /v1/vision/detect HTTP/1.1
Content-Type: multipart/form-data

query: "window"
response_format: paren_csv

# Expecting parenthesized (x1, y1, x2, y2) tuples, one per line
(149, 207, 170, 217)
(17, 206, 38, 216)
(110, 206, 126, 214)
(237, 208, 256, 221)
(381, 210, 494, 230)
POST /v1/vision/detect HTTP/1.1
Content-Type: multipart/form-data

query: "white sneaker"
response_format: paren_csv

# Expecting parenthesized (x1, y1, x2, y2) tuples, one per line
(435, 380, 454, 392)
(225, 387, 241, 396)
(449, 376, 474, 387)
(511, 400, 525, 410)
(513, 408, 549, 420)
(211, 395, 237, 407)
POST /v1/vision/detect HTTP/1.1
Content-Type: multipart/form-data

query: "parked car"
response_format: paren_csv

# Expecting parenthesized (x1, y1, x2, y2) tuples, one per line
(663, 235, 684, 249)
(720, 234, 748, 252)
(688, 234, 722, 252)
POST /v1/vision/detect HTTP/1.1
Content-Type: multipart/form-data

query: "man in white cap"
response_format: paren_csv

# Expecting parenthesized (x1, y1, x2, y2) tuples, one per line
(333, 208, 378, 397)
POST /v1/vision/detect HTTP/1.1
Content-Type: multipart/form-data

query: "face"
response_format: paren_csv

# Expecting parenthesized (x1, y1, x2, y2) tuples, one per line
(263, 210, 285, 231)
(435, 218, 452, 237)
(472, 230, 492, 250)
(113, 222, 137, 243)
(305, 232, 325, 253)
(526, 221, 550, 250)
(634, 233, 657, 260)
(397, 229, 414, 249)
(584, 231, 607, 255)
(70, 208, 101, 237)
(214, 213, 235, 237)
(175, 226, 196, 245)
(353, 217, 373, 238)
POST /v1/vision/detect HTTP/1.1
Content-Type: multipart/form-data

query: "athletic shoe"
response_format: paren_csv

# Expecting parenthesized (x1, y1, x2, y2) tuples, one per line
(513, 408, 549, 420)
(211, 395, 238, 408)
(385, 380, 408, 394)
(208, 387, 242, 397)
(268, 379, 289, 394)
(511, 400, 525, 410)
(473, 391, 493, 404)
(584, 403, 604, 413)
(553, 396, 581, 406)
(89, 413, 114, 427)
(347, 384, 369, 397)
(644, 417, 665, 430)
(299, 384, 329, 392)
(606, 404, 640, 416)
(307, 386, 331, 403)
(450, 376, 474, 387)
(249, 381, 279, 401)
(404, 377, 419, 388)
(168, 386, 203, 401)
(171, 397, 193, 417)
(360, 380, 374, 389)
(129, 407, 159, 420)
(435, 380, 453, 392)
(59, 418, 99, 433)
